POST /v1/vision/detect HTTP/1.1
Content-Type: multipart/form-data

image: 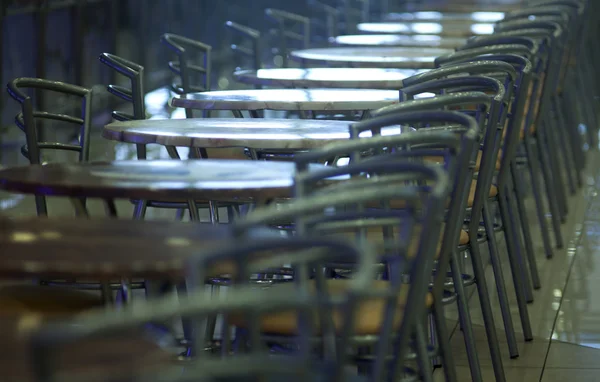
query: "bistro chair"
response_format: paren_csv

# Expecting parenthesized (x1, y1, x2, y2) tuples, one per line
(99, 52, 244, 222)
(225, 21, 263, 73)
(6, 78, 93, 217)
(369, 92, 507, 381)
(237, 154, 453, 382)
(161, 33, 212, 116)
(449, 42, 566, 257)
(265, 8, 311, 68)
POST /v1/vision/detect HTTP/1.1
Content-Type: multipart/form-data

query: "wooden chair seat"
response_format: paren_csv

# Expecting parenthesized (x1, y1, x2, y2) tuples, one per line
(425, 151, 501, 171)
(370, 181, 497, 210)
(230, 279, 433, 336)
(332, 224, 469, 259)
(0, 284, 103, 317)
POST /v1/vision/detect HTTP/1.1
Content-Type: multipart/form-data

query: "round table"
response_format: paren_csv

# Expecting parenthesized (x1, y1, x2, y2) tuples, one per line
(233, 68, 420, 89)
(356, 22, 495, 37)
(330, 34, 467, 49)
(0, 217, 230, 280)
(383, 11, 505, 23)
(0, 160, 315, 202)
(289, 47, 452, 69)
(0, 312, 170, 382)
(170, 88, 400, 112)
(103, 118, 408, 151)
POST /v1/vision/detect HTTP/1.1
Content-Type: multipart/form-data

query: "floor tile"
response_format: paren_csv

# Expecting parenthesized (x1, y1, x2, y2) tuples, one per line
(433, 366, 542, 382)
(545, 341, 600, 369)
(449, 333, 549, 368)
(542, 368, 600, 382)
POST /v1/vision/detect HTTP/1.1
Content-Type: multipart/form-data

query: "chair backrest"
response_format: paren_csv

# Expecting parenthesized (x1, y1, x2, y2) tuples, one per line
(340, 0, 370, 33)
(98, 53, 145, 122)
(265, 8, 311, 68)
(161, 33, 212, 96)
(365, 103, 483, 274)
(437, 53, 536, 188)
(225, 21, 263, 73)
(494, 17, 570, 99)
(6, 78, 93, 216)
(237, 155, 450, 382)
(307, 0, 341, 40)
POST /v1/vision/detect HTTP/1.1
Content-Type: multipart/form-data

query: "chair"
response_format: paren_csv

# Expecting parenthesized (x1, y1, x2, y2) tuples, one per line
(238, 160, 452, 381)
(98, 53, 147, 159)
(340, 0, 371, 33)
(161, 33, 212, 115)
(265, 8, 311, 68)
(438, 42, 568, 268)
(6, 78, 93, 216)
(307, 0, 342, 41)
(370, 92, 507, 381)
(99, 53, 244, 221)
(225, 21, 263, 73)
(236, 110, 476, 381)
(433, 51, 540, 349)
(495, 12, 588, 192)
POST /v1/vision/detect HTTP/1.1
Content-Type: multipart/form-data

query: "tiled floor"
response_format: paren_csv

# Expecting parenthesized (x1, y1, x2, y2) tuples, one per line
(1, 110, 600, 380)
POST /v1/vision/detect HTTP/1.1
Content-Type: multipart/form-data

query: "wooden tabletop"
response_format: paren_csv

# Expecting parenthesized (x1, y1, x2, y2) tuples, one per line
(0, 160, 311, 202)
(233, 68, 420, 89)
(356, 22, 495, 37)
(330, 34, 467, 49)
(289, 47, 453, 69)
(0, 313, 171, 382)
(383, 11, 505, 23)
(171, 88, 400, 111)
(0, 217, 230, 280)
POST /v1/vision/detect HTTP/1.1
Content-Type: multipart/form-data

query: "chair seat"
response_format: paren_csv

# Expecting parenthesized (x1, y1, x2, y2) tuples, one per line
(332, 224, 469, 259)
(0, 284, 103, 316)
(468, 181, 498, 207)
(231, 279, 433, 336)
(425, 151, 501, 171)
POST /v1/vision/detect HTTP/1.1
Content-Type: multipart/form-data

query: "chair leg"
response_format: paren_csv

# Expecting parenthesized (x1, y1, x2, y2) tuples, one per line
(504, 182, 534, 304)
(431, 296, 457, 382)
(498, 190, 534, 341)
(542, 117, 569, 221)
(482, 202, 519, 358)
(175, 208, 186, 221)
(533, 135, 564, 249)
(523, 138, 554, 259)
(415, 320, 434, 382)
(468, 238, 506, 381)
(450, 251, 482, 382)
(510, 163, 541, 290)
(551, 97, 577, 195)
(133, 200, 148, 220)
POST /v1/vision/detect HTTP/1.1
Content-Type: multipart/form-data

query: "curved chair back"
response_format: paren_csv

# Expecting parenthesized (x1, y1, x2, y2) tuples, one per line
(265, 8, 311, 68)
(99, 53, 147, 160)
(307, 0, 341, 40)
(225, 21, 263, 73)
(433, 52, 535, 188)
(161, 33, 212, 97)
(98, 53, 145, 122)
(6, 78, 93, 216)
(340, 0, 370, 33)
